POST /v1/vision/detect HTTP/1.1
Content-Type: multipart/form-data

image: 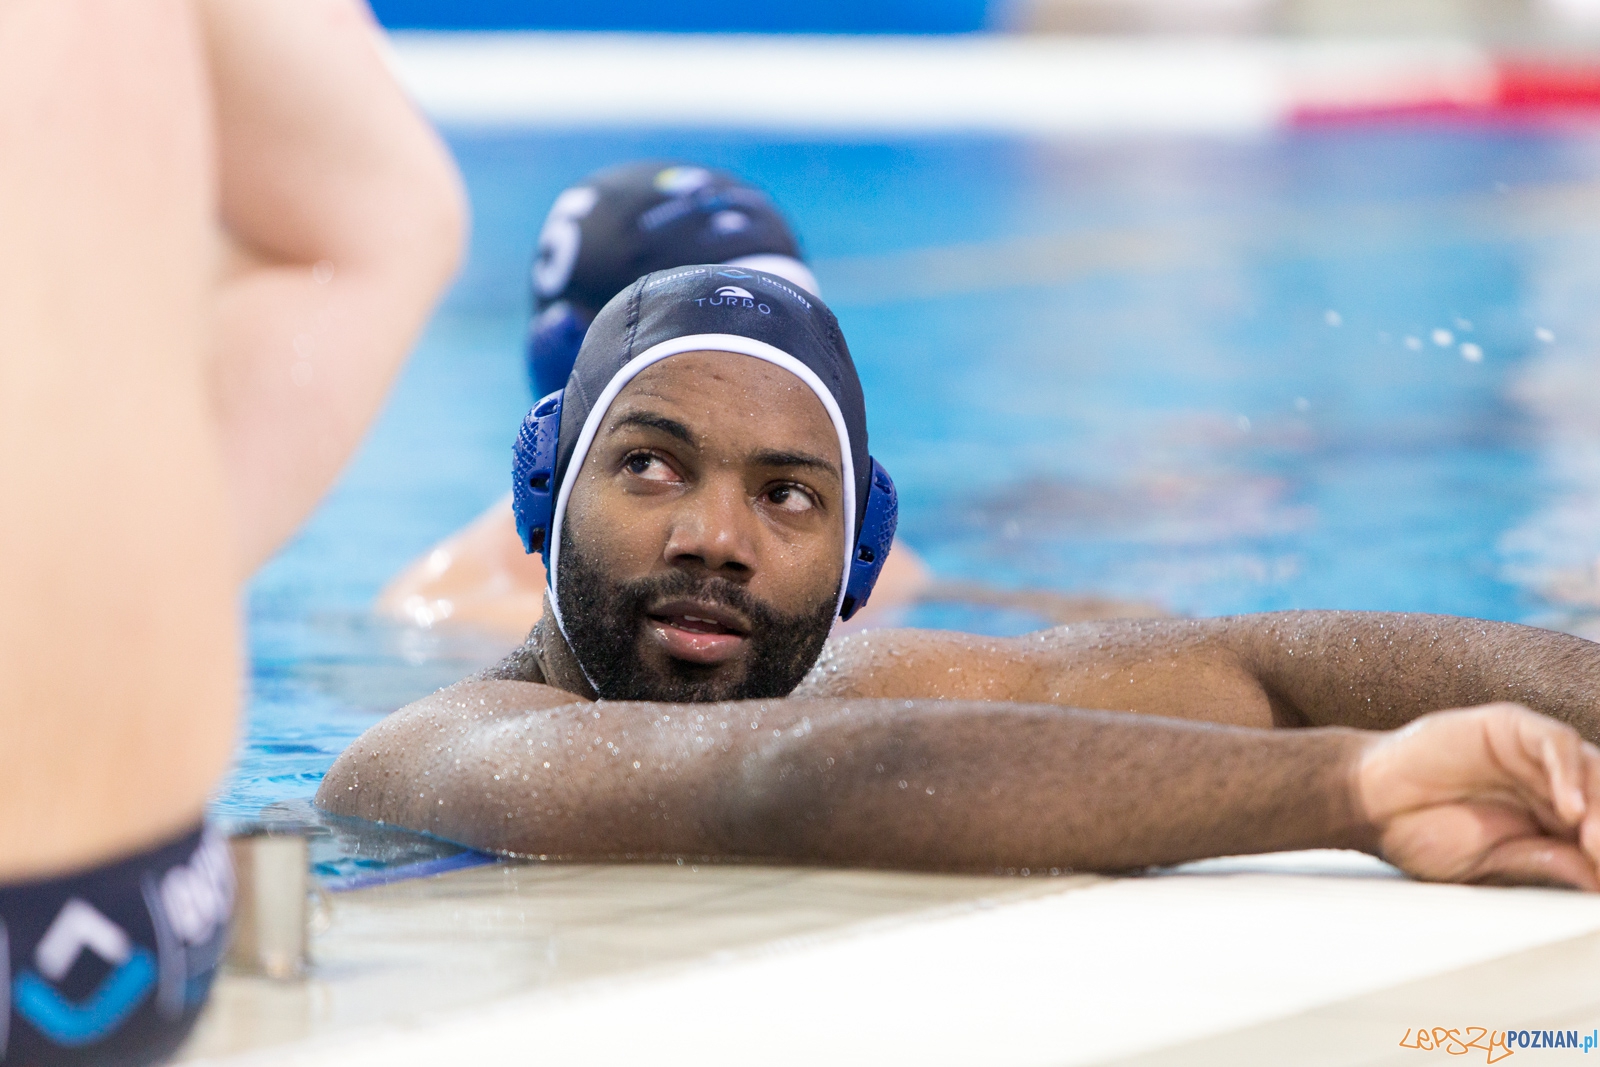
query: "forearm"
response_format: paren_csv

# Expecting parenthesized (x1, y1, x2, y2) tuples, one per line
(735, 702, 1375, 871)
(203, 0, 465, 571)
(333, 697, 1375, 873)
(1217, 612, 1600, 738)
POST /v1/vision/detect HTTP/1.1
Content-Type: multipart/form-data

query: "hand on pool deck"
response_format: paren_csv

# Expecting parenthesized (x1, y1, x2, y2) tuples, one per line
(372, 491, 1165, 639)
(1356, 704, 1600, 890)
(318, 610, 1600, 890)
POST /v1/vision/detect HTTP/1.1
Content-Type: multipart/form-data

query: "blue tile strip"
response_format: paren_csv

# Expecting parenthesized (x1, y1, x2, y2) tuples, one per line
(319, 851, 498, 894)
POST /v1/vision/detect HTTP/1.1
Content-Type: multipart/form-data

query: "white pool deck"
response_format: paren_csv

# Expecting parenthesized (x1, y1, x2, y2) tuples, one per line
(180, 850, 1600, 1065)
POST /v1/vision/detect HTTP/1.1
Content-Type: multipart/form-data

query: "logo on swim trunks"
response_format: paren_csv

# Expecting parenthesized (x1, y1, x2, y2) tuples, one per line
(696, 283, 770, 314)
(12, 900, 156, 1047)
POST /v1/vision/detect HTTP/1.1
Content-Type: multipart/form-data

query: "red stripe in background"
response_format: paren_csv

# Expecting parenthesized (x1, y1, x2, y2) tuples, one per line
(1496, 60, 1600, 108)
(1292, 58, 1600, 125)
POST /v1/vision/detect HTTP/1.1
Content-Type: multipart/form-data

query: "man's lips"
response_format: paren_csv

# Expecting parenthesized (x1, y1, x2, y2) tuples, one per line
(645, 599, 750, 665)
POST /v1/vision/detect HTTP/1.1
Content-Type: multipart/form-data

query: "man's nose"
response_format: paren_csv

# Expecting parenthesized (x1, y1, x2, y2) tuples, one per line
(662, 477, 758, 580)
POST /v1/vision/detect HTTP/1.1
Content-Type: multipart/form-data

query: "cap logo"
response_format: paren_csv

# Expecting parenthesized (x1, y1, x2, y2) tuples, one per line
(696, 283, 770, 314)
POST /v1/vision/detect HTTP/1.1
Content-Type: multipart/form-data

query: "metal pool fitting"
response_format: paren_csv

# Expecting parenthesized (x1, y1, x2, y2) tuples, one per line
(226, 828, 322, 980)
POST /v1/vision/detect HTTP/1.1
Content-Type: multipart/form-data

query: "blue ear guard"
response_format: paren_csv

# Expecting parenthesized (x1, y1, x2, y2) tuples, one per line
(839, 458, 897, 620)
(511, 389, 899, 618)
(525, 302, 592, 399)
(512, 389, 563, 565)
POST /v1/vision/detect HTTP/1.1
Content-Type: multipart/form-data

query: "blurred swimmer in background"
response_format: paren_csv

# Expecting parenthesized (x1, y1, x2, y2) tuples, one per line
(0, 1, 462, 1063)
(376, 161, 1159, 640)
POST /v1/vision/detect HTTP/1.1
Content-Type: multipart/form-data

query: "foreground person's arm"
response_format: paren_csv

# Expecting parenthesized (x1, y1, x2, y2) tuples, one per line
(805, 612, 1600, 739)
(317, 695, 1600, 889)
(203, 0, 466, 572)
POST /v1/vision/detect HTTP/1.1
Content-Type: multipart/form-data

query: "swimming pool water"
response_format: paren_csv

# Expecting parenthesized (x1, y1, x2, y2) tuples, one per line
(222, 124, 1600, 846)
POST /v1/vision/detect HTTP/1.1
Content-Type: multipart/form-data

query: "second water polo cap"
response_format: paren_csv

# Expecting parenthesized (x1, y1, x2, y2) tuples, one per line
(525, 161, 818, 398)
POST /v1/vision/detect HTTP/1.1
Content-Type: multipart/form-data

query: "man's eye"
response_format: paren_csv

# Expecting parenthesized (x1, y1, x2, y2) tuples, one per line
(765, 484, 816, 513)
(623, 453, 676, 481)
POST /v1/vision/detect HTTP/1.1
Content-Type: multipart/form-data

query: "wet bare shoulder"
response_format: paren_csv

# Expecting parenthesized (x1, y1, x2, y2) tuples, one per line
(795, 627, 1050, 701)
(793, 619, 1256, 712)
(314, 677, 587, 818)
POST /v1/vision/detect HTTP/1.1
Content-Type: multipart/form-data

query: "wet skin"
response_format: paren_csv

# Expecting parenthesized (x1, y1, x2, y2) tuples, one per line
(319, 354, 1600, 889)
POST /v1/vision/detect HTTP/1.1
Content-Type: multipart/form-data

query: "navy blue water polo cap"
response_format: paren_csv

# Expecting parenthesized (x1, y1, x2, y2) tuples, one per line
(515, 263, 897, 628)
(532, 162, 813, 317)
(527, 162, 819, 399)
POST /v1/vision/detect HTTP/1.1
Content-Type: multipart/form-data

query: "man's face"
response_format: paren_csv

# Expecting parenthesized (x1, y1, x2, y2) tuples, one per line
(557, 350, 847, 702)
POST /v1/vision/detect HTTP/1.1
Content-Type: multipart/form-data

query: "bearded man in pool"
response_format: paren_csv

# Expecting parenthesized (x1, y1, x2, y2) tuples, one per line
(320, 267, 1600, 890)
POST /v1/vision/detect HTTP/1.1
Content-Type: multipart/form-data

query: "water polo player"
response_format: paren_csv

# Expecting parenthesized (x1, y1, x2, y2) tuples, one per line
(323, 266, 1600, 891)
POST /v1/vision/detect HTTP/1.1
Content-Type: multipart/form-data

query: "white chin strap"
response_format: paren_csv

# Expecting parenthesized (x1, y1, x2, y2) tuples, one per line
(546, 335, 857, 659)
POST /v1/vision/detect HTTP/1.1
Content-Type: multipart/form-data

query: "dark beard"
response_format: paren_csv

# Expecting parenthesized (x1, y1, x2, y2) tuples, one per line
(555, 530, 836, 702)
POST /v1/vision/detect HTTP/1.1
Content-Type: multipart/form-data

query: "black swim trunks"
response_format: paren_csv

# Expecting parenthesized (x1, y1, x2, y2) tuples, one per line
(0, 824, 231, 1066)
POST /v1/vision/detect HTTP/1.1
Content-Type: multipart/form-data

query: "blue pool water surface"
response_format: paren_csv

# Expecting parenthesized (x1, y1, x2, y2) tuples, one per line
(223, 125, 1600, 857)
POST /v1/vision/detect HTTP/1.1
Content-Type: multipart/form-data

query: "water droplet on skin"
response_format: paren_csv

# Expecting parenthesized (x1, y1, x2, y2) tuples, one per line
(312, 259, 336, 284)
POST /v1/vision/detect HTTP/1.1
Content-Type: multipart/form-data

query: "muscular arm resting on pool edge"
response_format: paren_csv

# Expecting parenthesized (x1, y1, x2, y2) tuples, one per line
(801, 611, 1600, 739)
(317, 690, 1600, 889)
